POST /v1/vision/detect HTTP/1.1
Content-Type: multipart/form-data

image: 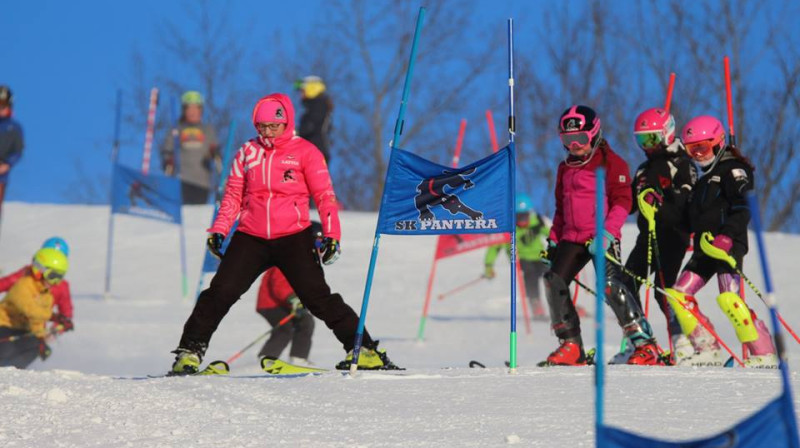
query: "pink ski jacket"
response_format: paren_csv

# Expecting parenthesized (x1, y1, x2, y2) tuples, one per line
(549, 142, 632, 244)
(209, 93, 341, 240)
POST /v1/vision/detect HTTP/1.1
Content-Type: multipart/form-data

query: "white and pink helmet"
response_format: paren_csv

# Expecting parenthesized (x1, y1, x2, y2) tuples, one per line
(633, 108, 676, 152)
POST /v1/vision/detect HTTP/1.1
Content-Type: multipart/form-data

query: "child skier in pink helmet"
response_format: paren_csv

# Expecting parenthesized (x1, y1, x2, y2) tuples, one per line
(621, 108, 697, 364)
(665, 115, 777, 368)
(542, 105, 664, 366)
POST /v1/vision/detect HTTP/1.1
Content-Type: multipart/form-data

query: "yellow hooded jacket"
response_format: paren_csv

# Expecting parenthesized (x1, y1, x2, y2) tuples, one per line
(0, 275, 53, 338)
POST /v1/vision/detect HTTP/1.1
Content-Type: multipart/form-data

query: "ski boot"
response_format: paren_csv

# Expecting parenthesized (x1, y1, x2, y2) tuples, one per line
(169, 341, 207, 376)
(538, 340, 588, 366)
(608, 339, 635, 365)
(671, 333, 695, 364)
(676, 325, 723, 367)
(170, 349, 201, 376)
(335, 341, 402, 370)
(627, 340, 667, 366)
(742, 318, 779, 368)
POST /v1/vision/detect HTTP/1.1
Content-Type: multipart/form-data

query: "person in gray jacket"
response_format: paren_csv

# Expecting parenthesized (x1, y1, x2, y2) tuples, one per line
(161, 90, 219, 204)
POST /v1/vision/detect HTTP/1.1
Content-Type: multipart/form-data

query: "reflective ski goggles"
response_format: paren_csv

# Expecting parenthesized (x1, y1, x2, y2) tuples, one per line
(43, 270, 66, 285)
(685, 139, 716, 160)
(559, 131, 591, 148)
(634, 131, 665, 150)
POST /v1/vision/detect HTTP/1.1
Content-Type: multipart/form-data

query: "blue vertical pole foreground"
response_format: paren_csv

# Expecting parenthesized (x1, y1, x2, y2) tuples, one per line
(104, 90, 123, 300)
(594, 167, 606, 439)
(748, 194, 800, 446)
(350, 7, 426, 375)
(507, 18, 519, 372)
(171, 101, 189, 299)
(195, 120, 237, 299)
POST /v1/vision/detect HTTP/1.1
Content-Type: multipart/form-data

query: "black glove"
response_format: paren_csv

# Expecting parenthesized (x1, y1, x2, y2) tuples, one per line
(207, 233, 225, 259)
(542, 239, 558, 265)
(317, 237, 341, 265)
(38, 340, 52, 361)
(51, 313, 74, 332)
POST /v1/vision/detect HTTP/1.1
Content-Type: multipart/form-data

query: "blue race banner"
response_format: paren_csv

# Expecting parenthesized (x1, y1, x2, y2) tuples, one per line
(111, 164, 182, 224)
(377, 144, 514, 235)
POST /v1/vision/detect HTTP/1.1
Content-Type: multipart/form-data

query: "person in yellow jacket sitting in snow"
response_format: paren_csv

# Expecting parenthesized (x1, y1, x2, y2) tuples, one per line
(0, 248, 69, 369)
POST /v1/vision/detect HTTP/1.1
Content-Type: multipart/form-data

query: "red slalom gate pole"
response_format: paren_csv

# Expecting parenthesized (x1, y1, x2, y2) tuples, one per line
(723, 56, 737, 147)
(515, 256, 532, 334)
(437, 276, 485, 301)
(485, 110, 499, 153)
(664, 72, 676, 113)
(226, 313, 295, 364)
(141, 87, 159, 175)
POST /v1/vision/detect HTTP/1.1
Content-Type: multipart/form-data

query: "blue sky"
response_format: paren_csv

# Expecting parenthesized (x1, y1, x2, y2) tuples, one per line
(3, 0, 531, 204)
(3, 1, 794, 208)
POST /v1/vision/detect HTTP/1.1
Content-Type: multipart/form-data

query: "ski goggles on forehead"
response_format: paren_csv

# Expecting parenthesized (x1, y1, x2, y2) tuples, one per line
(559, 131, 591, 148)
(634, 131, 665, 150)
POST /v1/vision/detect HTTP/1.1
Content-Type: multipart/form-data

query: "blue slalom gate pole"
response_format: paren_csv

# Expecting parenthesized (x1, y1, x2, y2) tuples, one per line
(169, 99, 189, 299)
(195, 120, 237, 299)
(748, 194, 800, 445)
(104, 89, 123, 300)
(594, 167, 606, 436)
(350, 7, 426, 375)
(507, 18, 519, 372)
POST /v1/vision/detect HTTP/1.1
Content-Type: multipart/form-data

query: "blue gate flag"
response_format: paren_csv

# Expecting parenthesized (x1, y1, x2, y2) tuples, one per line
(111, 164, 182, 224)
(596, 389, 799, 447)
(377, 144, 515, 235)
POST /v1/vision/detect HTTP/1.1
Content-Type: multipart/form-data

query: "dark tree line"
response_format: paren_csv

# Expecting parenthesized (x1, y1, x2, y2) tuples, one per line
(77, 0, 800, 232)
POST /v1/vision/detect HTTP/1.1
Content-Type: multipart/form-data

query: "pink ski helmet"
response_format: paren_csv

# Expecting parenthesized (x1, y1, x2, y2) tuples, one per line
(558, 105, 601, 151)
(682, 115, 725, 162)
(633, 108, 676, 152)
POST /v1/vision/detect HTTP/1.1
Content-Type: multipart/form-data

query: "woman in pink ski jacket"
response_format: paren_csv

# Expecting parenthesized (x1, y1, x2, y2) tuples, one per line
(170, 93, 396, 374)
(540, 105, 663, 367)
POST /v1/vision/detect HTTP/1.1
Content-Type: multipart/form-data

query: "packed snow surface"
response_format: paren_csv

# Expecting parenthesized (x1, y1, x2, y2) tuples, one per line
(0, 203, 797, 447)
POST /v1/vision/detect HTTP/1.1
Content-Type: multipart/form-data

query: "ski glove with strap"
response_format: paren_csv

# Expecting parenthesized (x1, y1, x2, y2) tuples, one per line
(541, 239, 558, 266)
(38, 339, 52, 361)
(207, 233, 225, 259)
(317, 237, 341, 265)
(51, 313, 74, 332)
(288, 295, 307, 318)
(587, 230, 617, 256)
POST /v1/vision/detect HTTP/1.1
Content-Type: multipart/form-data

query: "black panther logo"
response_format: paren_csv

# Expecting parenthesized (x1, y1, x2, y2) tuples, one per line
(414, 168, 483, 220)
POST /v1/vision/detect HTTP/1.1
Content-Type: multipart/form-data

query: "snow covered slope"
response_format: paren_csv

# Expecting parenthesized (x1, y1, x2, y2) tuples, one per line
(0, 203, 797, 447)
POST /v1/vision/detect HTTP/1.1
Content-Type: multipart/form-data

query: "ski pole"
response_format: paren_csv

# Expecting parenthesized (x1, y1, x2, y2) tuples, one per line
(648, 228, 676, 357)
(226, 313, 295, 364)
(437, 276, 485, 301)
(699, 232, 800, 344)
(0, 327, 63, 344)
(599, 246, 745, 367)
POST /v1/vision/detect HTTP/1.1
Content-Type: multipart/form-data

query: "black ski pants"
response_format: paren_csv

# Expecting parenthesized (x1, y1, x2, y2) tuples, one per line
(623, 228, 689, 337)
(180, 229, 372, 353)
(544, 241, 647, 341)
(0, 328, 39, 369)
(520, 259, 546, 305)
(257, 307, 315, 359)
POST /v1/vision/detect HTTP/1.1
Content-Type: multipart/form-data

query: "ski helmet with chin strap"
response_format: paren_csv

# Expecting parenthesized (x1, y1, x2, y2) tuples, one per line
(682, 115, 726, 167)
(558, 105, 602, 151)
(633, 108, 676, 152)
